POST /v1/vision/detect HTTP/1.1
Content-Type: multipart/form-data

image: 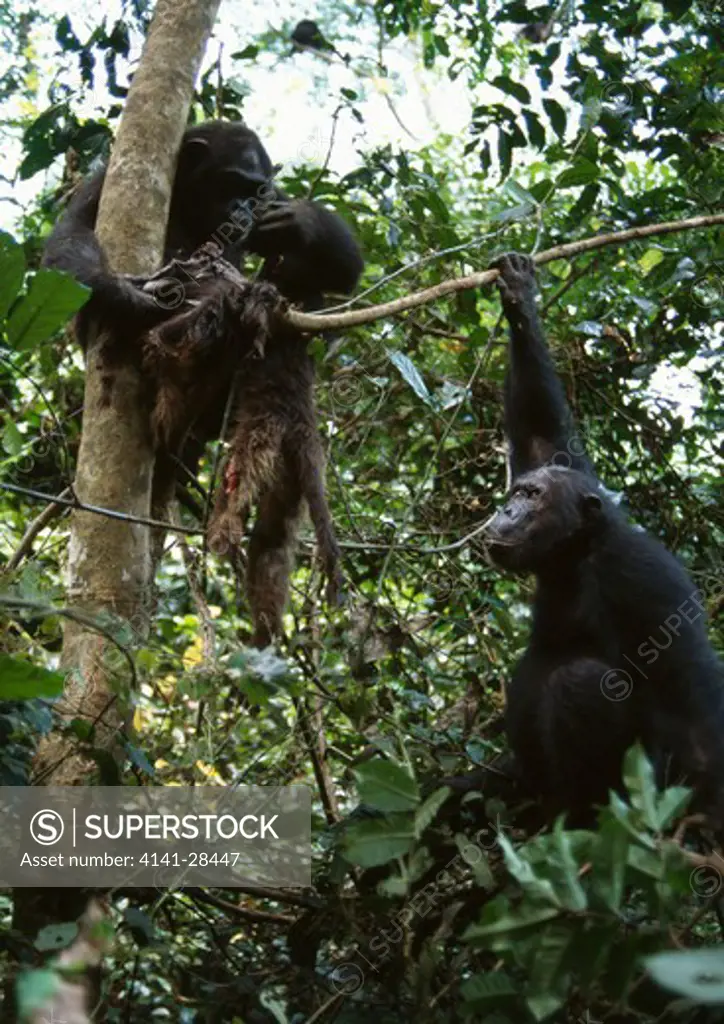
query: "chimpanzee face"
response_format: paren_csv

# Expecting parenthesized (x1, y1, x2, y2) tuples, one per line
(173, 122, 275, 247)
(482, 466, 605, 573)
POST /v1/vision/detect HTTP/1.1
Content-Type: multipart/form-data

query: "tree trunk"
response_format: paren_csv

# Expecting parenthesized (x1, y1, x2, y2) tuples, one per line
(7, 2, 222, 1021)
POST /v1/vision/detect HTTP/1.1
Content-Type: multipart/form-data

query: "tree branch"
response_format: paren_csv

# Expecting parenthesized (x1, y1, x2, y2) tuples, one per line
(287, 213, 724, 332)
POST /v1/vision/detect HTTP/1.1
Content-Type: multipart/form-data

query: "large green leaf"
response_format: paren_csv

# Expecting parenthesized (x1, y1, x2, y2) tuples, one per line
(461, 970, 517, 1009)
(0, 655, 65, 700)
(542, 98, 566, 138)
(646, 949, 724, 1004)
(6, 268, 89, 350)
(342, 814, 416, 867)
(387, 350, 433, 407)
(15, 968, 61, 1017)
(622, 744, 659, 829)
(556, 158, 599, 189)
(354, 757, 420, 812)
(0, 231, 25, 320)
(414, 784, 450, 834)
(464, 896, 561, 944)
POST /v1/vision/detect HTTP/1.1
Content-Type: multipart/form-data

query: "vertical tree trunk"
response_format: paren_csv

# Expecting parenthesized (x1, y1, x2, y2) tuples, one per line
(7, 2, 222, 1021)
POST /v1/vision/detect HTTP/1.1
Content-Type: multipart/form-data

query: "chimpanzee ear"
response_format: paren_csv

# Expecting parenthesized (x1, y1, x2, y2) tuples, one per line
(177, 137, 210, 174)
(581, 490, 603, 520)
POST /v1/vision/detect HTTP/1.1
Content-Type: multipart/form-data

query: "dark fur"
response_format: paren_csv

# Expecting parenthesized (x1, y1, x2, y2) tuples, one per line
(43, 121, 363, 647)
(483, 253, 724, 822)
(42, 120, 363, 346)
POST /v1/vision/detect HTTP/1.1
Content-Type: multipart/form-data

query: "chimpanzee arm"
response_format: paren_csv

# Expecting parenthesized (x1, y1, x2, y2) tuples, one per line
(249, 188, 363, 305)
(43, 170, 172, 341)
(493, 253, 593, 480)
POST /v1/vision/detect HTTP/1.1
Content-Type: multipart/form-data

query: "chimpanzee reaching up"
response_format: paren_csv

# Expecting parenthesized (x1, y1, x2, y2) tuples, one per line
(482, 252, 724, 823)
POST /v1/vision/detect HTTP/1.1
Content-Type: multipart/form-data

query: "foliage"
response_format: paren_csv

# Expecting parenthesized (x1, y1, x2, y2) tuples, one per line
(0, 0, 722, 1020)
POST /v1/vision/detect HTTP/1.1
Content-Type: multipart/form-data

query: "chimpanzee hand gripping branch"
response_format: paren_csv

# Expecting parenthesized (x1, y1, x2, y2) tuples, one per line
(483, 253, 724, 824)
(43, 120, 364, 647)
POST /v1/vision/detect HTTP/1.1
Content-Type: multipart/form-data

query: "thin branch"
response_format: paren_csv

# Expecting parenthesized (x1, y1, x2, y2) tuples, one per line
(1, 482, 203, 535)
(286, 213, 724, 331)
(184, 886, 295, 925)
(4, 486, 72, 573)
(295, 696, 339, 826)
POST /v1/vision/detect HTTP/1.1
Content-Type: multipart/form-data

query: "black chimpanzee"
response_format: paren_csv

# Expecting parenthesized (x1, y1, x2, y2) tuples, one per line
(483, 252, 724, 823)
(43, 121, 363, 645)
(43, 120, 363, 346)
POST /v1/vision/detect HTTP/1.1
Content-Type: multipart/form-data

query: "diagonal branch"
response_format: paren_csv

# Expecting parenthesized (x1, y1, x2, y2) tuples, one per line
(286, 212, 724, 332)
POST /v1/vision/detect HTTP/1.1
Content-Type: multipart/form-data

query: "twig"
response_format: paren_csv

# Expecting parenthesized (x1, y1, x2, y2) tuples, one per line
(4, 486, 72, 572)
(307, 105, 343, 199)
(295, 696, 339, 826)
(0, 482, 203, 535)
(220, 884, 324, 909)
(184, 886, 295, 924)
(286, 213, 724, 331)
(304, 992, 345, 1023)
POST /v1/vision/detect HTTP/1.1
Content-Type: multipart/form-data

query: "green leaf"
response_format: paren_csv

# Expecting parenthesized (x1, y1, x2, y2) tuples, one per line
(0, 230, 25, 320)
(549, 819, 588, 911)
(491, 202, 535, 224)
(542, 98, 566, 139)
(34, 922, 79, 952)
(522, 110, 546, 149)
(492, 75, 531, 104)
(0, 655, 65, 700)
(590, 812, 629, 912)
(575, 320, 604, 337)
(2, 418, 24, 456)
(655, 785, 691, 829)
(568, 182, 600, 222)
(638, 248, 665, 275)
(646, 949, 724, 1004)
(387, 350, 433, 406)
(354, 757, 420, 812)
(464, 896, 560, 944)
(124, 906, 156, 945)
(498, 832, 560, 906)
(414, 785, 450, 835)
(622, 744, 659, 829)
(461, 970, 517, 1008)
(563, 921, 618, 988)
(230, 45, 260, 60)
(15, 968, 60, 1016)
(342, 814, 416, 867)
(497, 128, 512, 180)
(527, 925, 576, 1019)
(502, 180, 538, 206)
(556, 158, 599, 188)
(6, 268, 89, 350)
(454, 832, 495, 888)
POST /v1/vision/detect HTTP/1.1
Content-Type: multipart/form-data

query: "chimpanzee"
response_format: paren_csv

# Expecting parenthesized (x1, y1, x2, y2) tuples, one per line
(42, 120, 363, 347)
(43, 121, 363, 646)
(482, 252, 724, 823)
